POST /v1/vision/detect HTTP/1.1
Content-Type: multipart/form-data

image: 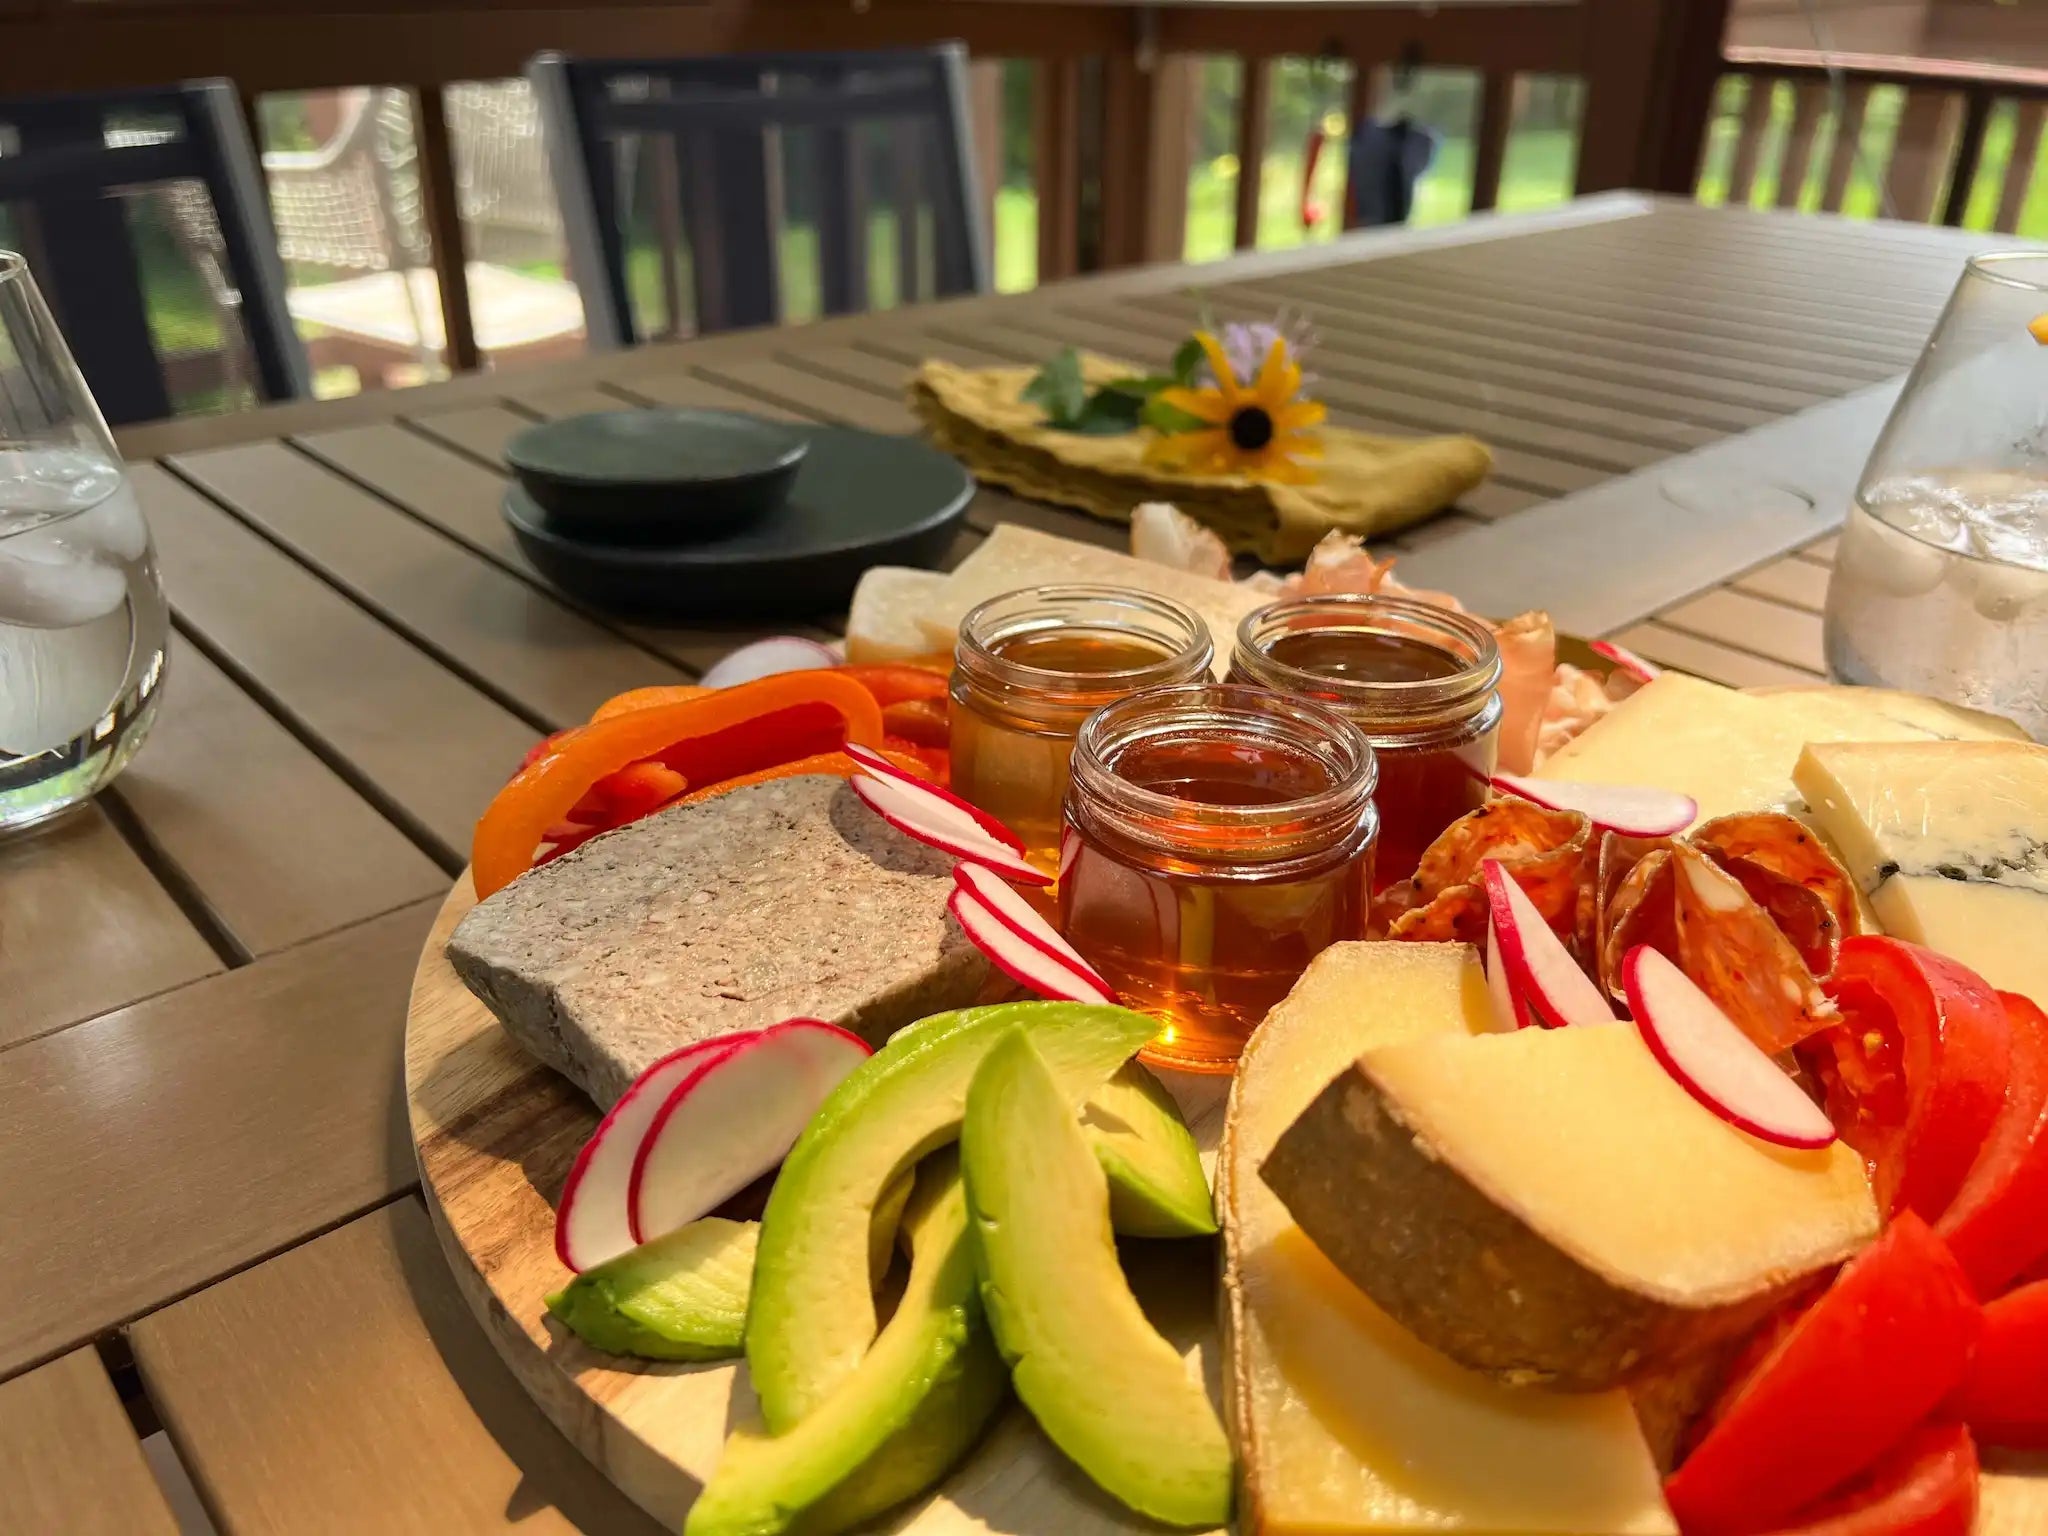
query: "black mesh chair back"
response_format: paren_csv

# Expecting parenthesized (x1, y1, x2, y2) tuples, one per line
(529, 46, 988, 347)
(0, 80, 308, 425)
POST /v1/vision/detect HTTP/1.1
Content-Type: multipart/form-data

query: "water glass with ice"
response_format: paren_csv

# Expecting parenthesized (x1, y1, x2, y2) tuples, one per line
(1827, 252, 2048, 740)
(0, 252, 169, 831)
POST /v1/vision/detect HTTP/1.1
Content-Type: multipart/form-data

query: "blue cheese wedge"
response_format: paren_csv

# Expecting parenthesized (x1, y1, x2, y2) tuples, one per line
(1794, 740, 2048, 1012)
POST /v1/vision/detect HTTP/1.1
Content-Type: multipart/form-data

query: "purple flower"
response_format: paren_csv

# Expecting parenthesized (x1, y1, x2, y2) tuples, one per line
(1202, 312, 1317, 388)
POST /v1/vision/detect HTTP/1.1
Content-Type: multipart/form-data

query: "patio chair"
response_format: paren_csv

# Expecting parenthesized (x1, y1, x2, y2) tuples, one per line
(0, 80, 308, 425)
(529, 46, 989, 348)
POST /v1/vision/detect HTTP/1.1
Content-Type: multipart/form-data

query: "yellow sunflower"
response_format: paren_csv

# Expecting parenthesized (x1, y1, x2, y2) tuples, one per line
(1147, 332, 1326, 484)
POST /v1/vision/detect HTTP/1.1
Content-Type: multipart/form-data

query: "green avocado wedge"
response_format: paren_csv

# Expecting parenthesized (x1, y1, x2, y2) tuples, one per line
(1087, 1061, 1217, 1239)
(685, 1151, 1006, 1536)
(962, 1032, 1233, 1529)
(546, 1218, 756, 1361)
(746, 1002, 1159, 1431)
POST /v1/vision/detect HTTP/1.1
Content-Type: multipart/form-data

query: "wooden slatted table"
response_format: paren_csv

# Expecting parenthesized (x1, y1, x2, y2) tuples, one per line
(2, 193, 2016, 1528)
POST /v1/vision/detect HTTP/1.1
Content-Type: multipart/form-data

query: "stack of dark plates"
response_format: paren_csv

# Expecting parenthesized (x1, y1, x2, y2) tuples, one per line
(502, 408, 972, 619)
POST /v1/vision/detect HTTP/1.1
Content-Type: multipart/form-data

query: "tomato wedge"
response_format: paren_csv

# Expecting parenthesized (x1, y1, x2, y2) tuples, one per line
(1663, 1213, 1983, 1536)
(1806, 938, 2011, 1220)
(1940, 993, 2048, 1297)
(1950, 1278, 2048, 1451)
(1755, 1423, 1978, 1536)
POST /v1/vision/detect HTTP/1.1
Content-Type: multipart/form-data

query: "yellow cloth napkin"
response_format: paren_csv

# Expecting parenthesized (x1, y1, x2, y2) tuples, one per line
(908, 354, 1492, 565)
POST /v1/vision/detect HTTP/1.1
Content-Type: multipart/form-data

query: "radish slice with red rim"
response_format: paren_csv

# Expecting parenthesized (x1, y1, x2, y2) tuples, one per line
(1588, 639, 1661, 683)
(1490, 773, 1697, 837)
(699, 635, 839, 688)
(844, 743, 1027, 853)
(1482, 860, 1614, 1029)
(849, 773, 1050, 885)
(953, 861, 1117, 998)
(1622, 946, 1836, 1150)
(1485, 914, 1531, 1031)
(948, 889, 1117, 1006)
(554, 1035, 751, 1271)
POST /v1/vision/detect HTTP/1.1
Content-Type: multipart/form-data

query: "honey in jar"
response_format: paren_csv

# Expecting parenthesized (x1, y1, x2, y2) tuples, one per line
(1060, 684, 1378, 1072)
(1230, 594, 1501, 888)
(949, 585, 1213, 874)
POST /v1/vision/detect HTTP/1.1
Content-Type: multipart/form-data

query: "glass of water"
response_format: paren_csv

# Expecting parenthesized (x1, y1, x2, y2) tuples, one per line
(0, 252, 169, 831)
(1827, 252, 2048, 740)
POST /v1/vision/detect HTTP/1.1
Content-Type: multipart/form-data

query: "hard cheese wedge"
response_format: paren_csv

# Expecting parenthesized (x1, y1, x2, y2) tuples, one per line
(1543, 673, 2020, 826)
(1263, 1020, 1877, 1392)
(1221, 942, 1675, 1535)
(1795, 739, 2048, 1013)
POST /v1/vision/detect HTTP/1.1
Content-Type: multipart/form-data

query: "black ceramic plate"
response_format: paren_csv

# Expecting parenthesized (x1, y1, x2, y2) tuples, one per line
(504, 426, 972, 620)
(505, 408, 809, 545)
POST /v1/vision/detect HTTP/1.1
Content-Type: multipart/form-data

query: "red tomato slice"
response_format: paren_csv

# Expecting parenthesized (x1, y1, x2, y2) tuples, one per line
(1806, 938, 2011, 1220)
(1755, 1422, 1978, 1536)
(1940, 994, 2048, 1297)
(1663, 1213, 1983, 1536)
(1949, 1278, 2048, 1451)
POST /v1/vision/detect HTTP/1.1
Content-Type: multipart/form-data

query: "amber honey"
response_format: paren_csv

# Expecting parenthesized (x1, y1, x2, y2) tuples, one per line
(1061, 684, 1377, 1072)
(949, 586, 1213, 874)
(1231, 595, 1502, 888)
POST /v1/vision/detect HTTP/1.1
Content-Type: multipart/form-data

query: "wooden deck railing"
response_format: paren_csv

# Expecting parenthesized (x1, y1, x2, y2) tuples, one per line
(1707, 45, 2048, 231)
(0, 0, 1717, 388)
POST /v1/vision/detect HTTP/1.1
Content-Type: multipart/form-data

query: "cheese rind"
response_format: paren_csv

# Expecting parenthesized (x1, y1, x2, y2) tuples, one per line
(1794, 739, 2048, 1013)
(1222, 943, 1675, 1535)
(1262, 1021, 1877, 1392)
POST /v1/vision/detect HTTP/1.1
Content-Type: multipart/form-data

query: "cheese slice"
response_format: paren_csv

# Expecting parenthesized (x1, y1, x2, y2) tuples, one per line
(1221, 943, 1675, 1534)
(914, 524, 1264, 675)
(844, 565, 950, 663)
(1544, 673, 2017, 826)
(1746, 684, 2030, 744)
(1794, 740, 2048, 1013)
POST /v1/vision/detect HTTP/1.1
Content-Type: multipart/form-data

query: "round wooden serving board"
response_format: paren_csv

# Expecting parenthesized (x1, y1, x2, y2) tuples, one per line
(405, 876, 1228, 1534)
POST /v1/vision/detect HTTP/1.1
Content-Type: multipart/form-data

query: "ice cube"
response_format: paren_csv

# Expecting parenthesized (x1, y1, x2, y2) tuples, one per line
(1838, 507, 1948, 598)
(0, 536, 127, 627)
(59, 481, 149, 563)
(0, 607, 133, 756)
(1961, 556, 2048, 623)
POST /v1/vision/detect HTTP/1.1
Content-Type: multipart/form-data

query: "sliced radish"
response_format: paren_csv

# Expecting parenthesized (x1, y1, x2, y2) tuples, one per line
(844, 743, 1026, 853)
(554, 1036, 750, 1272)
(1059, 823, 1081, 881)
(627, 1019, 872, 1243)
(699, 636, 839, 689)
(1623, 946, 1837, 1150)
(1588, 639, 1661, 683)
(849, 772, 1050, 885)
(1490, 773, 1698, 837)
(1485, 914, 1531, 1031)
(948, 889, 1117, 1006)
(954, 862, 1117, 998)
(1483, 860, 1614, 1029)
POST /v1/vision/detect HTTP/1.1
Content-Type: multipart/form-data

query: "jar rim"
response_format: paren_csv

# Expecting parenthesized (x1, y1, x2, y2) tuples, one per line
(955, 583, 1214, 709)
(1070, 682, 1378, 857)
(1232, 592, 1502, 729)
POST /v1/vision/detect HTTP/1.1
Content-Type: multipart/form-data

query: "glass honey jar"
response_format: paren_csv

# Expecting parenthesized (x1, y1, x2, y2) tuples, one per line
(949, 585, 1213, 876)
(1060, 683, 1379, 1072)
(1230, 594, 1501, 889)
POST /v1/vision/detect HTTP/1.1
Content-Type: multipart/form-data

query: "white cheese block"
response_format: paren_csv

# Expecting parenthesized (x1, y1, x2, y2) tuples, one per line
(914, 524, 1264, 676)
(843, 565, 950, 663)
(1544, 673, 2018, 827)
(1795, 740, 2048, 1013)
(1746, 684, 2030, 743)
(1221, 942, 1675, 1535)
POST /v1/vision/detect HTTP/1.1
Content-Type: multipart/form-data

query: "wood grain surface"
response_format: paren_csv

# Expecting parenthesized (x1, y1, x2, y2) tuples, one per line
(0, 1349, 179, 1535)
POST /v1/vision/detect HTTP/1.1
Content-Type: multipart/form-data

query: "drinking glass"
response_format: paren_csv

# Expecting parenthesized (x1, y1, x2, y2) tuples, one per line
(1826, 253, 2048, 739)
(0, 253, 169, 830)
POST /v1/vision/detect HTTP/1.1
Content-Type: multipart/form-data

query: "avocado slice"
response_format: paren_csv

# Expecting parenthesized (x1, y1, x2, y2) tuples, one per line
(1086, 1061, 1216, 1239)
(546, 1217, 756, 1361)
(962, 1031, 1233, 1529)
(685, 1151, 1007, 1536)
(747, 1001, 1158, 1431)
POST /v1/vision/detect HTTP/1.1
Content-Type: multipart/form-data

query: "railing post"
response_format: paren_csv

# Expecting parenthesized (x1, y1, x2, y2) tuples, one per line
(1577, 0, 1731, 194)
(1725, 75, 1775, 206)
(968, 59, 1005, 270)
(1940, 87, 1994, 227)
(410, 83, 480, 374)
(1776, 80, 1828, 207)
(1995, 101, 2046, 232)
(1033, 58, 1082, 282)
(1885, 89, 1960, 223)
(1234, 55, 1269, 250)
(1470, 71, 1515, 213)
(1099, 45, 1194, 268)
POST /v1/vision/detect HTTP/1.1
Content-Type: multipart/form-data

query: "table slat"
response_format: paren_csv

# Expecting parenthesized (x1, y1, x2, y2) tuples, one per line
(0, 900, 436, 1379)
(1732, 555, 1833, 614)
(1655, 586, 1828, 674)
(1607, 621, 1827, 688)
(132, 1198, 664, 1536)
(401, 403, 535, 467)
(0, 1349, 177, 1533)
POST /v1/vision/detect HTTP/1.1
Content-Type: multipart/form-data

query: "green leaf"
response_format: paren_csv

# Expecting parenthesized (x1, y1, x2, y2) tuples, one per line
(1065, 389, 1147, 435)
(1022, 348, 1088, 426)
(1170, 337, 1205, 387)
(1099, 374, 1176, 401)
(1143, 396, 1210, 434)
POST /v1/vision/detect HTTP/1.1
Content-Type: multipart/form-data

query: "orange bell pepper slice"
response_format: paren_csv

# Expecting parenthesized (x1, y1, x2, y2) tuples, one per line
(665, 746, 926, 808)
(588, 685, 712, 722)
(880, 696, 950, 748)
(834, 664, 950, 707)
(472, 672, 884, 898)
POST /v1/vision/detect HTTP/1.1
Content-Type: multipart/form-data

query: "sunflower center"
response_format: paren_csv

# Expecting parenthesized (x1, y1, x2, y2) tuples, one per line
(1228, 405, 1275, 451)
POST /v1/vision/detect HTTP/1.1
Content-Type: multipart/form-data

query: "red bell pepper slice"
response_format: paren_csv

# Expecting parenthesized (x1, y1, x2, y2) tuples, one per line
(1806, 938, 2011, 1221)
(1663, 1212, 1983, 1536)
(833, 664, 951, 708)
(1754, 1422, 1978, 1536)
(1940, 993, 2048, 1297)
(880, 696, 950, 748)
(1950, 1278, 2048, 1450)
